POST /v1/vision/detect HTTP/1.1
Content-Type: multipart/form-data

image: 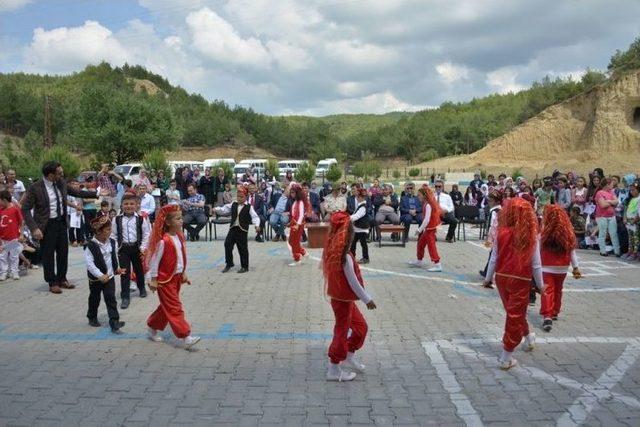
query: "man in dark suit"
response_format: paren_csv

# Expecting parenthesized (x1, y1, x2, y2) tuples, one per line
(247, 183, 266, 242)
(22, 161, 97, 294)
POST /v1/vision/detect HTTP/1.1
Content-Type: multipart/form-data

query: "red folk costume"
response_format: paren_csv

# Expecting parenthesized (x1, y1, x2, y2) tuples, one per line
(145, 205, 192, 339)
(288, 184, 308, 263)
(539, 205, 581, 329)
(416, 186, 441, 264)
(322, 212, 373, 381)
(485, 198, 543, 369)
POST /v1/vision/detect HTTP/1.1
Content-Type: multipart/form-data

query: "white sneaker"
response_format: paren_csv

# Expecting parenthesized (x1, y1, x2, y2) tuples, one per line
(326, 363, 356, 382)
(498, 350, 517, 370)
(0, 274, 6, 281)
(303, 252, 310, 259)
(10, 273, 20, 280)
(407, 260, 424, 268)
(343, 352, 365, 372)
(148, 328, 163, 342)
(288, 261, 302, 267)
(182, 335, 201, 348)
(521, 333, 536, 352)
(427, 263, 442, 272)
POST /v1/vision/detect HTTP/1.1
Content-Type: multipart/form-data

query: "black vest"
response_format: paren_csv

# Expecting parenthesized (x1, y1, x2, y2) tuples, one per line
(353, 203, 370, 229)
(86, 239, 118, 281)
(116, 214, 143, 247)
(230, 202, 252, 232)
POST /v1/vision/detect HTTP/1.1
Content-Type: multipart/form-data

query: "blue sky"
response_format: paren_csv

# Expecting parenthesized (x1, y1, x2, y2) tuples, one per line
(1, 0, 639, 116)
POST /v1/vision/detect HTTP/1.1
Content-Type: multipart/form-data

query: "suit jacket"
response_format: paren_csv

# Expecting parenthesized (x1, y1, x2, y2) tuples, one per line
(22, 178, 97, 233)
(308, 192, 321, 214)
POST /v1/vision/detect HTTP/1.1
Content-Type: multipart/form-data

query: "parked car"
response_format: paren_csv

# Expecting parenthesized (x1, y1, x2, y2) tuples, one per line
(277, 160, 305, 178)
(315, 158, 338, 178)
(113, 163, 143, 182)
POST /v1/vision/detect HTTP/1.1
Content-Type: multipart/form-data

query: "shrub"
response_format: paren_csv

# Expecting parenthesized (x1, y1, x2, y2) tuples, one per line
(294, 161, 315, 184)
(265, 158, 280, 179)
(392, 169, 401, 179)
(143, 149, 171, 177)
(511, 167, 524, 180)
(325, 163, 342, 183)
(215, 161, 234, 183)
(408, 168, 420, 177)
(419, 149, 439, 162)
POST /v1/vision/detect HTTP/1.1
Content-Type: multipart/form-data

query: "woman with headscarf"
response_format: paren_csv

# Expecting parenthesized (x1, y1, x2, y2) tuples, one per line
(483, 198, 544, 370)
(322, 211, 377, 381)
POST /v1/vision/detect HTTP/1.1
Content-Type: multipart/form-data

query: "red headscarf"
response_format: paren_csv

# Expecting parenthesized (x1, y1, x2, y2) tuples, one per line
(541, 204, 576, 253)
(418, 184, 440, 218)
(146, 204, 182, 264)
(321, 211, 352, 287)
(498, 197, 538, 265)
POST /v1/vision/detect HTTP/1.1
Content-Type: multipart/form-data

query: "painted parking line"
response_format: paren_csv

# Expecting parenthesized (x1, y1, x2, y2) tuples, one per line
(423, 336, 640, 427)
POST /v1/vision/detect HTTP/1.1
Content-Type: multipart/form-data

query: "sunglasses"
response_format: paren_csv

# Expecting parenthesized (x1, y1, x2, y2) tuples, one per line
(435, 185, 442, 188)
(406, 187, 414, 190)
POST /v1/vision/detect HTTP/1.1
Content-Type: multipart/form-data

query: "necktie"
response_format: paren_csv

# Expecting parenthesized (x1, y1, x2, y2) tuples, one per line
(53, 184, 62, 218)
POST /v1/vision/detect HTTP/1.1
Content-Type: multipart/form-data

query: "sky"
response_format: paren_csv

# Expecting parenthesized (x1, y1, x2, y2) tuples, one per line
(1, 0, 639, 116)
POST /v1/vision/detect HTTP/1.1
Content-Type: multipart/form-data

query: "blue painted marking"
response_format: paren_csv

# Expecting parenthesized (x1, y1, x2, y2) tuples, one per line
(0, 323, 332, 342)
(267, 247, 289, 257)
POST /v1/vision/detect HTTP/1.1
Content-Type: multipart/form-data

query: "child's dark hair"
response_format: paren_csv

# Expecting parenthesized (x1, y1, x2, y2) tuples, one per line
(0, 190, 12, 202)
(122, 193, 138, 203)
(571, 206, 581, 215)
(100, 200, 110, 207)
(170, 179, 177, 184)
(109, 209, 117, 215)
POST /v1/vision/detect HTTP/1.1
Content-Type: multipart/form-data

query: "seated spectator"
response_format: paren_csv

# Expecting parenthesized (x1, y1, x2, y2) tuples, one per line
(463, 186, 478, 206)
(400, 182, 421, 242)
(570, 206, 586, 248)
(268, 183, 291, 241)
(450, 184, 463, 207)
(222, 182, 233, 205)
(135, 169, 152, 189)
(347, 183, 359, 213)
(182, 184, 207, 241)
(369, 179, 382, 198)
(166, 179, 181, 205)
(434, 180, 457, 243)
(534, 178, 555, 217)
(137, 184, 156, 221)
(247, 183, 266, 242)
(374, 184, 400, 226)
(585, 214, 599, 249)
(339, 181, 349, 196)
(556, 177, 571, 210)
(571, 177, 588, 213)
(302, 182, 321, 222)
(469, 173, 483, 192)
(321, 184, 347, 220)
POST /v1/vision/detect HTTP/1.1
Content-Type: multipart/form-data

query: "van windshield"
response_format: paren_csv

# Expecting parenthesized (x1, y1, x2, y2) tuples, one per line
(114, 165, 131, 175)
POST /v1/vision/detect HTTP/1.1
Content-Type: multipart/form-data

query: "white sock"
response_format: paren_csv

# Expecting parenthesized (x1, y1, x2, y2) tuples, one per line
(328, 362, 341, 375)
(500, 349, 513, 362)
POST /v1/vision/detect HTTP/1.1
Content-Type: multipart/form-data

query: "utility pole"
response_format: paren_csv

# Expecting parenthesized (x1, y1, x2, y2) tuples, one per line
(43, 95, 53, 148)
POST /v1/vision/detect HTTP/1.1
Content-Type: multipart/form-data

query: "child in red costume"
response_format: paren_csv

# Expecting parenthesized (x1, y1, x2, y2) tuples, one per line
(0, 190, 24, 281)
(483, 198, 544, 370)
(539, 204, 582, 332)
(408, 185, 442, 272)
(288, 183, 309, 267)
(146, 204, 201, 348)
(323, 212, 377, 381)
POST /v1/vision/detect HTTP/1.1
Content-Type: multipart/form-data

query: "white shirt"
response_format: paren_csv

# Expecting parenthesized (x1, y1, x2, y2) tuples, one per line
(43, 177, 62, 218)
(417, 204, 432, 233)
(84, 238, 118, 278)
(149, 234, 184, 278)
(215, 202, 260, 229)
(344, 256, 372, 304)
(140, 193, 156, 216)
(350, 201, 369, 232)
(436, 191, 454, 214)
(485, 238, 544, 289)
(166, 189, 181, 205)
(110, 213, 151, 251)
(10, 179, 26, 201)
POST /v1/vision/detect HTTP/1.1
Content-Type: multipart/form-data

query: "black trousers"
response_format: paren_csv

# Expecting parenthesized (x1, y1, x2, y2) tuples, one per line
(225, 227, 249, 269)
(350, 231, 369, 260)
(118, 244, 145, 299)
(83, 209, 97, 241)
(87, 278, 119, 328)
(441, 212, 458, 241)
(41, 218, 69, 286)
(481, 249, 492, 277)
(68, 227, 82, 243)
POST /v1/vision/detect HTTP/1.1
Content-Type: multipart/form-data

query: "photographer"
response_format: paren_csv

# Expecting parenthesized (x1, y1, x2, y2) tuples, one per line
(97, 163, 123, 210)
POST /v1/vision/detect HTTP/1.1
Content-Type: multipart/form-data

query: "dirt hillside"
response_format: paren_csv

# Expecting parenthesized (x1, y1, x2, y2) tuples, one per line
(421, 69, 640, 176)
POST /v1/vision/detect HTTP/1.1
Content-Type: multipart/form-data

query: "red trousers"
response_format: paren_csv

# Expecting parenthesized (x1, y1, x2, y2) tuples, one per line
(147, 275, 191, 339)
(495, 276, 530, 352)
(417, 229, 440, 263)
(288, 225, 306, 261)
(540, 272, 566, 319)
(328, 299, 368, 364)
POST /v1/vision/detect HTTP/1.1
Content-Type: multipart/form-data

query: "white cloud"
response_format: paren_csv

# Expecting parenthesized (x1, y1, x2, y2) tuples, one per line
(436, 62, 470, 84)
(24, 21, 129, 73)
(265, 40, 311, 72)
(163, 35, 183, 50)
(298, 91, 426, 116)
(336, 81, 369, 97)
(0, 0, 31, 12)
(486, 67, 526, 94)
(186, 7, 271, 68)
(325, 40, 398, 66)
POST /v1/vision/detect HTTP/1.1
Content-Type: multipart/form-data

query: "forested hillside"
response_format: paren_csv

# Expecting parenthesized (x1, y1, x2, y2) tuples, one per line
(1, 36, 637, 167)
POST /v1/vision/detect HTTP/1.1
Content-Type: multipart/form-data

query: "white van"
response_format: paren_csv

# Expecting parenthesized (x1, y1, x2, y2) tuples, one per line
(315, 158, 338, 178)
(168, 161, 204, 177)
(113, 163, 143, 182)
(277, 160, 306, 178)
(204, 158, 236, 169)
(239, 158, 267, 170)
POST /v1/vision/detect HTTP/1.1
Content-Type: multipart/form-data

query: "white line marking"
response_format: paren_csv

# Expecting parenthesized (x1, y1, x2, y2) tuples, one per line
(422, 341, 484, 427)
(466, 241, 490, 251)
(423, 337, 640, 426)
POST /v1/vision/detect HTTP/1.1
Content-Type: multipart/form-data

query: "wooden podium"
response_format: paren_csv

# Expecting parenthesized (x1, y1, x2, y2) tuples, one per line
(306, 222, 330, 249)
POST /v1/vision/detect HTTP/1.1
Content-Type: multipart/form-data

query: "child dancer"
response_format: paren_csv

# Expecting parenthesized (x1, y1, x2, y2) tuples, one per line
(323, 212, 377, 381)
(0, 190, 23, 281)
(408, 185, 442, 272)
(288, 183, 308, 267)
(479, 190, 502, 284)
(350, 187, 370, 264)
(111, 193, 151, 309)
(146, 204, 200, 348)
(540, 204, 582, 332)
(483, 198, 543, 370)
(215, 186, 261, 273)
(84, 215, 126, 333)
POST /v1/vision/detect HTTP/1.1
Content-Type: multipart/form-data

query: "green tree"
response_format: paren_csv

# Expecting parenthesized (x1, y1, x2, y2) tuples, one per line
(265, 158, 280, 179)
(325, 163, 342, 183)
(294, 161, 315, 183)
(608, 36, 640, 76)
(408, 168, 420, 178)
(143, 149, 170, 177)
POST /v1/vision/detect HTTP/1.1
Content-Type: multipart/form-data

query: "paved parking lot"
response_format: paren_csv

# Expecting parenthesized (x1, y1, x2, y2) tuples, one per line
(1, 224, 639, 426)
